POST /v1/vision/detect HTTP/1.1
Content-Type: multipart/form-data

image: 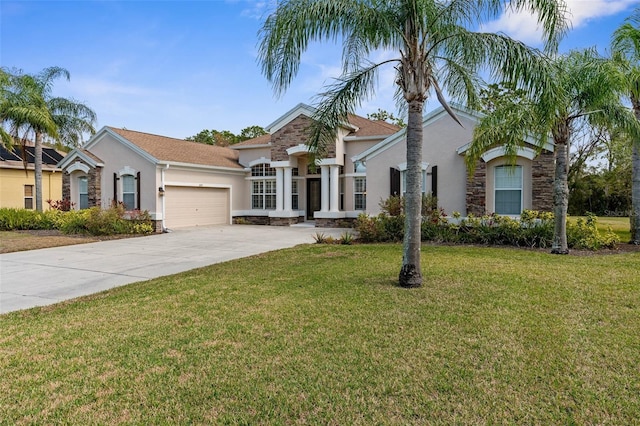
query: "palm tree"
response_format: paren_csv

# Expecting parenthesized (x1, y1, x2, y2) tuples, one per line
(612, 8, 640, 245)
(467, 49, 639, 253)
(258, 0, 568, 287)
(0, 67, 97, 211)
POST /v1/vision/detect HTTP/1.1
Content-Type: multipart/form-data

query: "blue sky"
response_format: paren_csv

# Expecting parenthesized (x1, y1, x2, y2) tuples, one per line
(2, 0, 640, 141)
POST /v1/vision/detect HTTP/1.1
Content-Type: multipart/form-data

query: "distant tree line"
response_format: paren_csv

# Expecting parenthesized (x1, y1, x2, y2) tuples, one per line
(186, 125, 267, 146)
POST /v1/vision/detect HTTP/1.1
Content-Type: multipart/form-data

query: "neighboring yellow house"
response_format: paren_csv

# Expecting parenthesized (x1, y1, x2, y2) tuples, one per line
(0, 145, 65, 210)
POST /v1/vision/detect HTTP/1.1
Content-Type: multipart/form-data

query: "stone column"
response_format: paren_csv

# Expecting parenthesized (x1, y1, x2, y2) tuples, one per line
(283, 167, 292, 211)
(321, 165, 330, 212)
(330, 165, 339, 212)
(275, 167, 284, 211)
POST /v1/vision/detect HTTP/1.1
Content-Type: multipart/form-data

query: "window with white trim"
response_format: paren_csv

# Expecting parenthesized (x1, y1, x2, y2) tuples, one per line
(494, 165, 523, 215)
(122, 175, 136, 210)
(78, 176, 89, 209)
(354, 177, 366, 210)
(251, 163, 276, 210)
(401, 170, 427, 194)
(24, 185, 33, 209)
(291, 179, 299, 210)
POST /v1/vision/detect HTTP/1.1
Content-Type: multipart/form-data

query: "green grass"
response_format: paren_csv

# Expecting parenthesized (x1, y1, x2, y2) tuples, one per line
(2, 244, 639, 424)
(571, 215, 631, 242)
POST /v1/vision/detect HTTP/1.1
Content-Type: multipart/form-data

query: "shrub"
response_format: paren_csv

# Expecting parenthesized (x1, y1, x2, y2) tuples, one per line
(0, 208, 58, 230)
(358, 196, 618, 250)
(567, 214, 619, 250)
(339, 231, 354, 245)
(57, 210, 90, 234)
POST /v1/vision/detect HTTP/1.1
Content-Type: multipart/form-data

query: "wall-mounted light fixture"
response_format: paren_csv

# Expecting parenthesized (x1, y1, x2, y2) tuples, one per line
(158, 187, 165, 196)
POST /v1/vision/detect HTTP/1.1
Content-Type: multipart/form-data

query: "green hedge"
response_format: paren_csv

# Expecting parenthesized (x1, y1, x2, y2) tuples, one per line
(354, 197, 619, 250)
(0, 206, 154, 236)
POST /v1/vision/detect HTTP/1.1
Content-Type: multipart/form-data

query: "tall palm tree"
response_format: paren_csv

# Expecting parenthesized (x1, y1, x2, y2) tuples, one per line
(612, 8, 640, 245)
(467, 49, 639, 253)
(1, 67, 97, 211)
(258, 0, 568, 287)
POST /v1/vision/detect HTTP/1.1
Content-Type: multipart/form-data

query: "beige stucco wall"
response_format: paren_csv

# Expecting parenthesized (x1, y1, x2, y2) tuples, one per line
(163, 166, 247, 211)
(89, 134, 160, 214)
(0, 168, 62, 210)
(236, 146, 271, 168)
(365, 113, 474, 215)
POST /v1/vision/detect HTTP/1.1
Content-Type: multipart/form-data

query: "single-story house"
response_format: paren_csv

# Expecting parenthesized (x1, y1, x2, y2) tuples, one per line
(0, 144, 65, 210)
(58, 103, 554, 231)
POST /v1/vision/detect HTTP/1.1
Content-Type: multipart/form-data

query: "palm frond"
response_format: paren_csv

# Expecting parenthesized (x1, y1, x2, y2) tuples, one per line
(308, 61, 381, 155)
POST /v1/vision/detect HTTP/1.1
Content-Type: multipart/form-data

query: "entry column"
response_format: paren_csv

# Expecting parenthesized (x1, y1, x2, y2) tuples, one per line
(283, 166, 292, 211)
(275, 167, 284, 211)
(330, 165, 340, 212)
(320, 165, 330, 212)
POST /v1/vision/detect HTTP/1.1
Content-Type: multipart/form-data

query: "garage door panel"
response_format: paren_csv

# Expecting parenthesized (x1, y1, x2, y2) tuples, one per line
(165, 186, 229, 228)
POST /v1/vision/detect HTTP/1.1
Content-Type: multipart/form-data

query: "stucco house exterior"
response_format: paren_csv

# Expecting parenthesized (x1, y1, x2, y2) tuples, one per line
(57, 103, 554, 231)
(0, 144, 65, 210)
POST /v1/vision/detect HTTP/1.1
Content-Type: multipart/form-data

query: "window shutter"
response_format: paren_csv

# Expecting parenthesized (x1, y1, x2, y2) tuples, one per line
(431, 166, 438, 198)
(390, 168, 400, 196)
(113, 173, 118, 203)
(136, 171, 141, 210)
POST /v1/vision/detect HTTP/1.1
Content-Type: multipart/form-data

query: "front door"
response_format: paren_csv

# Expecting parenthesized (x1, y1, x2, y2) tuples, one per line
(306, 178, 321, 220)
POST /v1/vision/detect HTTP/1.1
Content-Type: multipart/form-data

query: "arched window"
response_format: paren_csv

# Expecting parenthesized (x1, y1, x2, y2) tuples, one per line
(494, 165, 523, 215)
(250, 163, 276, 210)
(122, 175, 136, 210)
(78, 176, 89, 209)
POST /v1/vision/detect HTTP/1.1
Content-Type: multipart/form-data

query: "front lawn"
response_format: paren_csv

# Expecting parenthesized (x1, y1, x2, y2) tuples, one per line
(1, 244, 639, 424)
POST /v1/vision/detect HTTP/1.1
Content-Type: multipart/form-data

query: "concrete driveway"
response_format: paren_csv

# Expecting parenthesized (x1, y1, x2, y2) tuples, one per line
(0, 224, 346, 314)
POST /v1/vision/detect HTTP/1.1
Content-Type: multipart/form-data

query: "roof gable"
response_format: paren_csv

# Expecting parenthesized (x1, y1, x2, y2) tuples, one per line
(352, 104, 553, 162)
(84, 127, 243, 169)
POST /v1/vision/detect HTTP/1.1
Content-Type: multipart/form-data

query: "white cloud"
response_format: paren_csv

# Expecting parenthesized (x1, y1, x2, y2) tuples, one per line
(483, 0, 640, 45)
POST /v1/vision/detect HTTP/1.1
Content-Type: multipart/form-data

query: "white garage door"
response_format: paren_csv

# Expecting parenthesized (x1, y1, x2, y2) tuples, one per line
(165, 186, 229, 228)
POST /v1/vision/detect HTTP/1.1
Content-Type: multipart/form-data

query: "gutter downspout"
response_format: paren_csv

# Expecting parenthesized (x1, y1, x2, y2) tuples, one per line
(161, 164, 169, 232)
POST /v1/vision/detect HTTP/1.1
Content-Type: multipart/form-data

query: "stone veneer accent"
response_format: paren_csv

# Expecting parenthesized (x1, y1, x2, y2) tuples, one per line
(466, 159, 487, 216)
(315, 218, 355, 228)
(62, 160, 102, 208)
(270, 115, 336, 161)
(531, 149, 554, 212)
(152, 220, 164, 234)
(234, 216, 304, 226)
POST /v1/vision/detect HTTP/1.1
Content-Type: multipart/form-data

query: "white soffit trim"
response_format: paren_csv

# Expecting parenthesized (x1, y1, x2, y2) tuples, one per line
(396, 162, 429, 171)
(317, 157, 343, 166)
(266, 103, 316, 133)
(57, 149, 102, 169)
(286, 144, 315, 156)
(66, 162, 91, 174)
(481, 146, 537, 162)
(351, 104, 480, 162)
(247, 157, 272, 168)
(118, 165, 138, 177)
(270, 159, 298, 168)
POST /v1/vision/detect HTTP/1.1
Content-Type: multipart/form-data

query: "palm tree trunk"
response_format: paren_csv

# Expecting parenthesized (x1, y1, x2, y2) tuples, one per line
(399, 99, 424, 287)
(551, 136, 569, 254)
(35, 131, 43, 212)
(631, 142, 640, 244)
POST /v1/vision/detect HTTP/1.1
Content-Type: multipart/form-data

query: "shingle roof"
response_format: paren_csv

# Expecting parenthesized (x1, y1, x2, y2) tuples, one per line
(232, 133, 271, 147)
(231, 114, 400, 148)
(78, 148, 103, 164)
(346, 114, 401, 137)
(107, 127, 242, 169)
